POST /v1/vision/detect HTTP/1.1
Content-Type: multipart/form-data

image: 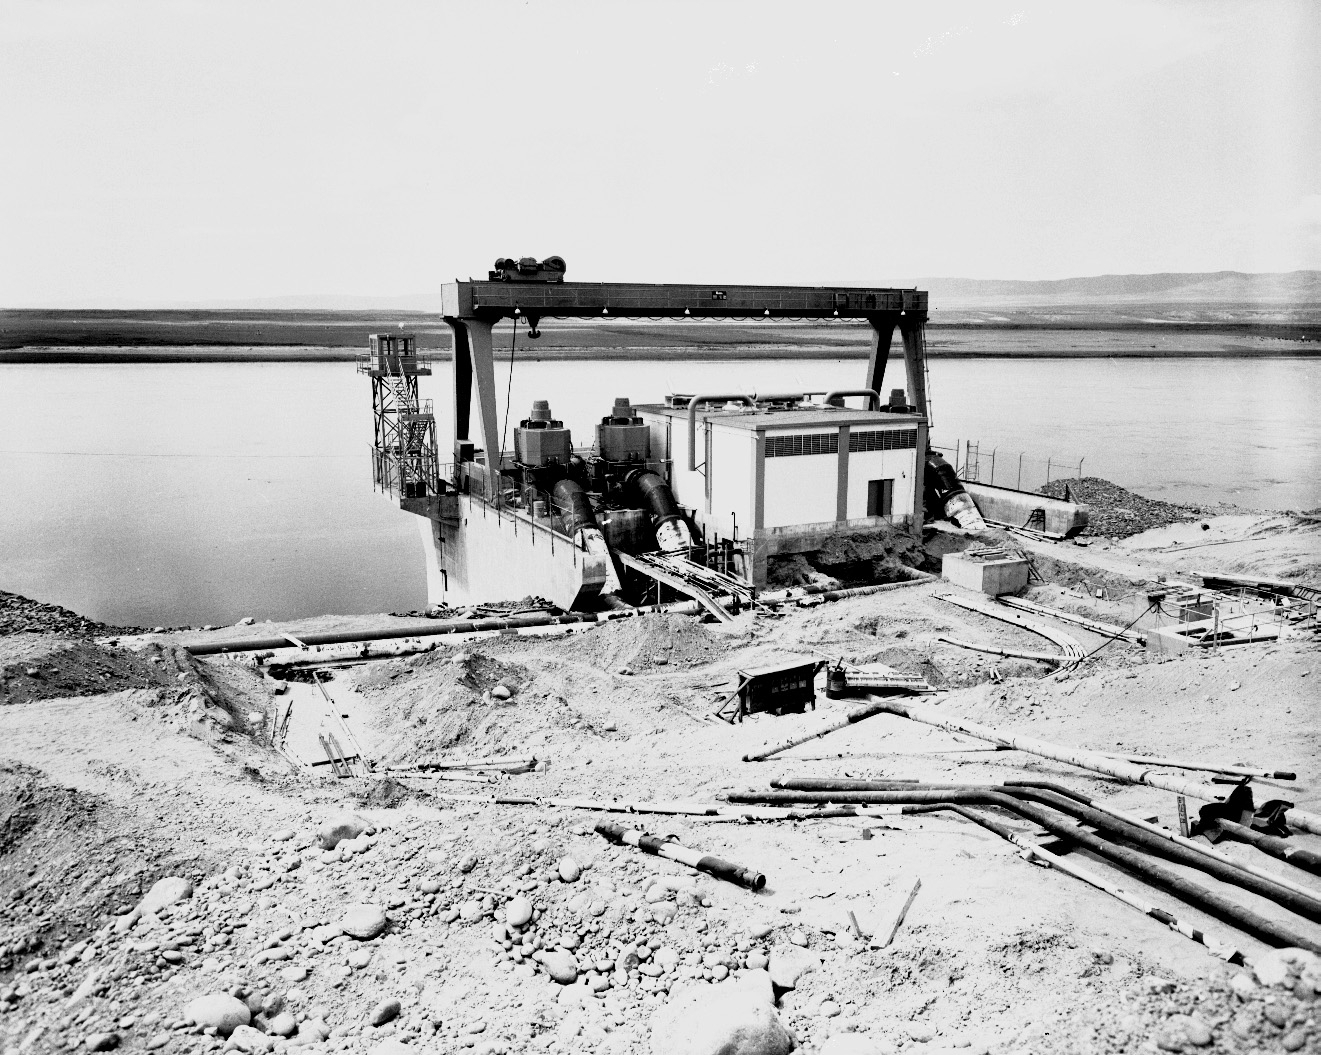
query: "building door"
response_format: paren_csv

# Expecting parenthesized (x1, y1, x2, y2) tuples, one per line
(867, 478, 894, 517)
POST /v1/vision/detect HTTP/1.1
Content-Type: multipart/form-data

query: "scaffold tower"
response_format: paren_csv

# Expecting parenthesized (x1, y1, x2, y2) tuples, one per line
(357, 333, 443, 511)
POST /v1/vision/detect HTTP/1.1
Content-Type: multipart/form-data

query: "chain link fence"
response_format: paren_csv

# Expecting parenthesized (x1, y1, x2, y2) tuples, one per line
(931, 440, 1084, 493)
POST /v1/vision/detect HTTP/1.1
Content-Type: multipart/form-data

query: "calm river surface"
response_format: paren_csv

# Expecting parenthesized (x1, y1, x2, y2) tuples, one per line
(2, 355, 1317, 626)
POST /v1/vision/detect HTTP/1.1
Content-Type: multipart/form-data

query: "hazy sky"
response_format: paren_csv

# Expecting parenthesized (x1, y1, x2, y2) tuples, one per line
(2, 1, 1317, 305)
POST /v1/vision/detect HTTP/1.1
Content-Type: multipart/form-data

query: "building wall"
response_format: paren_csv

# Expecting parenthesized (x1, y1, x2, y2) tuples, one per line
(844, 448, 916, 520)
(706, 425, 756, 539)
(763, 454, 839, 528)
(423, 497, 607, 611)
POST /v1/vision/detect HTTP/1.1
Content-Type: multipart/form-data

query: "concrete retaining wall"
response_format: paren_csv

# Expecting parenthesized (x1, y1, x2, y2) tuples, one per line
(963, 482, 1089, 537)
(421, 496, 608, 611)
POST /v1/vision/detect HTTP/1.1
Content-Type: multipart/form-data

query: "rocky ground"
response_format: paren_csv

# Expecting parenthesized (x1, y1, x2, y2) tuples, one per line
(1, 514, 1319, 1055)
(0, 593, 134, 639)
(1038, 479, 1211, 540)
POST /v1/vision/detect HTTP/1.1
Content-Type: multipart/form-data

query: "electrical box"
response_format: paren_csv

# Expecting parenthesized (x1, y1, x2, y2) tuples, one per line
(734, 658, 824, 721)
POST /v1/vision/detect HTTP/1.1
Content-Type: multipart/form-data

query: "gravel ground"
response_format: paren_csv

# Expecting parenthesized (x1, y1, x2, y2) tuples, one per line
(0, 592, 136, 638)
(1039, 477, 1208, 539)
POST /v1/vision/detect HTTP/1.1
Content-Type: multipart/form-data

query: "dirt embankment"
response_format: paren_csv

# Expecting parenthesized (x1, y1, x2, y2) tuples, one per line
(0, 591, 136, 638)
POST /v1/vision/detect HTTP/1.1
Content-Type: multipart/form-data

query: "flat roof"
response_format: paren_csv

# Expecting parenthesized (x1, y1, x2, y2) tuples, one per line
(635, 402, 925, 432)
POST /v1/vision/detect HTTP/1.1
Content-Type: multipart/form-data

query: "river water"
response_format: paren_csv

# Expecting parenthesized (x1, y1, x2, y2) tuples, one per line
(1, 355, 1317, 627)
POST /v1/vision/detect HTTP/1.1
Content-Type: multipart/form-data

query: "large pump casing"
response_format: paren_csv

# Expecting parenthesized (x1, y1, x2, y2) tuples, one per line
(515, 399, 573, 467)
(595, 397, 650, 464)
(515, 427, 572, 467)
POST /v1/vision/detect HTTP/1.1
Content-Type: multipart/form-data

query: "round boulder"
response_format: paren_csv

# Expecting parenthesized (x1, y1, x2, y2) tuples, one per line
(184, 993, 251, 1037)
(505, 896, 534, 928)
(339, 903, 388, 940)
(139, 877, 193, 915)
(540, 950, 579, 985)
(558, 856, 581, 883)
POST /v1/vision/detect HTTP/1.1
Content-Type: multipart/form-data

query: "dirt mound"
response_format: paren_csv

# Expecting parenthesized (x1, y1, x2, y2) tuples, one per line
(561, 614, 735, 674)
(0, 634, 187, 706)
(0, 763, 218, 957)
(0, 589, 135, 637)
(1024, 550, 1151, 597)
(0, 634, 271, 744)
(354, 650, 555, 765)
(1040, 476, 1203, 538)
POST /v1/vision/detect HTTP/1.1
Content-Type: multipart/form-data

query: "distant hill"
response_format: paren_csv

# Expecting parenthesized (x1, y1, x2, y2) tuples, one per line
(918, 270, 1321, 307)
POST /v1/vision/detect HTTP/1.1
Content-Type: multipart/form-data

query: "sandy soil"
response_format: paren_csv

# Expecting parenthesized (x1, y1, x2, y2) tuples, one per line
(1, 515, 1319, 1055)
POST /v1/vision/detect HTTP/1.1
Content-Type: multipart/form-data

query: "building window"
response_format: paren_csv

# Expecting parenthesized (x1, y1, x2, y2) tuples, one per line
(867, 479, 894, 517)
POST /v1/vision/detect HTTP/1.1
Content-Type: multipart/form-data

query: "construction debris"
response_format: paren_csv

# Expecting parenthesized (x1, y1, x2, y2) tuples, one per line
(594, 821, 767, 890)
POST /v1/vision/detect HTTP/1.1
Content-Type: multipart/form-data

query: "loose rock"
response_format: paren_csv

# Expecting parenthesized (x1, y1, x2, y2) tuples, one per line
(540, 950, 580, 984)
(184, 992, 251, 1037)
(650, 974, 793, 1055)
(339, 904, 388, 940)
(370, 998, 402, 1026)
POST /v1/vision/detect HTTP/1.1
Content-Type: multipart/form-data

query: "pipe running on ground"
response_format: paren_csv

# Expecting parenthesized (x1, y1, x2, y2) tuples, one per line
(845, 695, 1321, 836)
(910, 804, 1247, 965)
(595, 821, 766, 890)
(724, 786, 1321, 953)
(766, 778, 1321, 922)
(167, 573, 936, 657)
(1213, 818, 1321, 877)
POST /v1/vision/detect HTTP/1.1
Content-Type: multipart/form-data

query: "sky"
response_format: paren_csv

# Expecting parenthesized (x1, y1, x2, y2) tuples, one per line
(1, 0, 1318, 305)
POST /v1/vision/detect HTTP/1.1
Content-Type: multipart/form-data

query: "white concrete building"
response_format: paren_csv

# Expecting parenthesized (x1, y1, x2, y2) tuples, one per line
(636, 398, 926, 584)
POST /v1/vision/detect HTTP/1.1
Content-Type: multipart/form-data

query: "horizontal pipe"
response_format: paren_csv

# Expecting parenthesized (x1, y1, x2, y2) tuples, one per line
(913, 804, 1246, 965)
(850, 695, 1321, 837)
(168, 573, 935, 657)
(687, 393, 755, 471)
(1006, 780, 1321, 906)
(823, 388, 880, 409)
(935, 634, 1064, 663)
(769, 778, 1321, 922)
(1214, 818, 1321, 877)
(595, 821, 765, 890)
(742, 698, 896, 762)
(996, 596, 1146, 644)
(727, 788, 1321, 953)
(1093, 753, 1296, 782)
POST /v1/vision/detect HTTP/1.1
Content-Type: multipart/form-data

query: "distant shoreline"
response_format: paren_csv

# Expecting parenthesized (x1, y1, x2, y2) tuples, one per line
(2, 345, 1318, 364)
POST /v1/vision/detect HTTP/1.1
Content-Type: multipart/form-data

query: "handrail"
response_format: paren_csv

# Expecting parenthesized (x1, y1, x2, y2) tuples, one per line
(686, 393, 755, 471)
(823, 388, 880, 409)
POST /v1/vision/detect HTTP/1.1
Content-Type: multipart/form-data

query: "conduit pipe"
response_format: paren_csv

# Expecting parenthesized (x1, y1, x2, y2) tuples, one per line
(1214, 818, 1321, 877)
(848, 694, 1321, 836)
(1093, 754, 1296, 782)
(911, 804, 1247, 965)
(174, 573, 935, 656)
(935, 634, 1065, 664)
(767, 778, 1321, 921)
(724, 787, 1321, 953)
(553, 477, 624, 597)
(625, 469, 695, 554)
(686, 394, 755, 471)
(823, 389, 881, 409)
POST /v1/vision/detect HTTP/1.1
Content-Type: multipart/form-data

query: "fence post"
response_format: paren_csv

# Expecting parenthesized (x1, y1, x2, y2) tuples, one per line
(1046, 456, 1052, 485)
(990, 448, 996, 485)
(1077, 457, 1084, 480)
(1017, 453, 1023, 491)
